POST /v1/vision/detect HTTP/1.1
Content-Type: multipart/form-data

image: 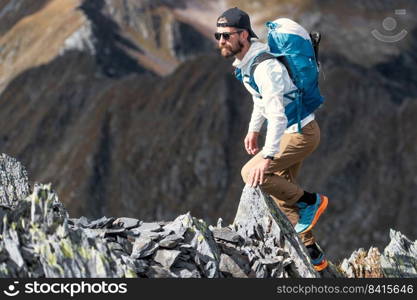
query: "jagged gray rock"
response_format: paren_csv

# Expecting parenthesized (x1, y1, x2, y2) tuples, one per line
(381, 229, 417, 278)
(219, 253, 248, 278)
(159, 234, 183, 249)
(233, 186, 319, 278)
(1, 155, 417, 278)
(0, 153, 30, 208)
(0, 184, 137, 278)
(172, 260, 201, 278)
(339, 247, 383, 278)
(137, 222, 162, 232)
(0, 169, 329, 278)
(154, 249, 181, 268)
(338, 229, 417, 278)
(131, 237, 159, 259)
(212, 227, 244, 244)
(113, 217, 140, 229)
(178, 214, 221, 278)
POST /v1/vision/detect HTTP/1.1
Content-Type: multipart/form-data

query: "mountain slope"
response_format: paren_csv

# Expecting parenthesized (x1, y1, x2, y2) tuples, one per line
(0, 0, 417, 261)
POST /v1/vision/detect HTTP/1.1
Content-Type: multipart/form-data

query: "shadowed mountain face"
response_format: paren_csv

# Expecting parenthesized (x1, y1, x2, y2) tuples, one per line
(0, 0, 417, 261)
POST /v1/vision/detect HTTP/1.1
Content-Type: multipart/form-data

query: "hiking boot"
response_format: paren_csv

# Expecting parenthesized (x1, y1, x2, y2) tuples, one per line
(307, 243, 328, 272)
(295, 193, 328, 234)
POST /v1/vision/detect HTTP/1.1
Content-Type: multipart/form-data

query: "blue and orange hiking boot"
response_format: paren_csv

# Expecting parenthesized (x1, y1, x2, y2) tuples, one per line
(307, 243, 328, 272)
(295, 193, 328, 234)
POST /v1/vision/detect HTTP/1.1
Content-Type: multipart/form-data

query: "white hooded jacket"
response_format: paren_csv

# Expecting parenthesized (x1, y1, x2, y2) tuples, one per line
(233, 41, 314, 157)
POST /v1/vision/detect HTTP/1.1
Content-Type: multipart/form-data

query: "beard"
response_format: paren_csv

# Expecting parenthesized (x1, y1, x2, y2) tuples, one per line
(219, 40, 244, 58)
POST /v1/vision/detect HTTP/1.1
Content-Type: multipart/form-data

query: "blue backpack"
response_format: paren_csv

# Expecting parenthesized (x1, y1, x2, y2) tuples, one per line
(237, 18, 324, 132)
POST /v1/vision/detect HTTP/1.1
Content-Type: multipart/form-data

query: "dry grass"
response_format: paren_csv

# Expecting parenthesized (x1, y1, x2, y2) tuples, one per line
(0, 0, 84, 92)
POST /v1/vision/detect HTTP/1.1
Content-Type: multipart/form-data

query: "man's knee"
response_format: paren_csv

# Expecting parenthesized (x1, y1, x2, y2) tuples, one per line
(241, 164, 249, 184)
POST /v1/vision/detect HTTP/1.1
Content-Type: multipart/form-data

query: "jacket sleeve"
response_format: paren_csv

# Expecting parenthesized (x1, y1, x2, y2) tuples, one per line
(253, 60, 288, 157)
(248, 98, 265, 132)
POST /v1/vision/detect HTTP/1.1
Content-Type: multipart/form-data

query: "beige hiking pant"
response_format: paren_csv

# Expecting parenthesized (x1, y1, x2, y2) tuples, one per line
(241, 120, 320, 246)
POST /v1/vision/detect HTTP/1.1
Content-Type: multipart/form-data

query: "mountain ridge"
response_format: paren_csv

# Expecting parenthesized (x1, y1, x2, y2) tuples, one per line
(0, 0, 417, 261)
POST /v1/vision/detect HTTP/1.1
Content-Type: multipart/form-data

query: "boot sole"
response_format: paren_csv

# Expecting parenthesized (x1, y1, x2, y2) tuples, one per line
(314, 259, 329, 272)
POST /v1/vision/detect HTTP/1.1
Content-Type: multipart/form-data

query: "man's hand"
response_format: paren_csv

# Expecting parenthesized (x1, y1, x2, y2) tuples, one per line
(248, 158, 271, 187)
(244, 132, 260, 155)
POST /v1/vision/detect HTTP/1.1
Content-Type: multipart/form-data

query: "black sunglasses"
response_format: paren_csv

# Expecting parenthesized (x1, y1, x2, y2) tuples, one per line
(214, 30, 242, 41)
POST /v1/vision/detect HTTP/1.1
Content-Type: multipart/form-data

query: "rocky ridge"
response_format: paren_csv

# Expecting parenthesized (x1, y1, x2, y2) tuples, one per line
(1, 153, 417, 278)
(1, 0, 417, 263)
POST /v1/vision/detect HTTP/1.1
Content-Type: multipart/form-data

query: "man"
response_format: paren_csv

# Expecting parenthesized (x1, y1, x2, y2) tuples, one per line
(215, 7, 329, 271)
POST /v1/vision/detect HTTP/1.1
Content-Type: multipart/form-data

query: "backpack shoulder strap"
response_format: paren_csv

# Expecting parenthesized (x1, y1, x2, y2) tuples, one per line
(247, 52, 275, 95)
(249, 52, 297, 93)
(249, 52, 276, 81)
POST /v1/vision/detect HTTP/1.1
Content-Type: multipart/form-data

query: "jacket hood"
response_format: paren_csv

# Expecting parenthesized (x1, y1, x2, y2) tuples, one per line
(232, 42, 269, 72)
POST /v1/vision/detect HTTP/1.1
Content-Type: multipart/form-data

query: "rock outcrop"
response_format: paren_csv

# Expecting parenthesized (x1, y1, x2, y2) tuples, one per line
(0, 153, 30, 208)
(233, 187, 317, 277)
(1, 153, 417, 278)
(0, 154, 320, 278)
(339, 230, 417, 278)
(381, 230, 417, 278)
(339, 247, 384, 278)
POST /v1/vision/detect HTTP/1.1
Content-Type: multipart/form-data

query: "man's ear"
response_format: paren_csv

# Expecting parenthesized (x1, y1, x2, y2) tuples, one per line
(241, 29, 249, 42)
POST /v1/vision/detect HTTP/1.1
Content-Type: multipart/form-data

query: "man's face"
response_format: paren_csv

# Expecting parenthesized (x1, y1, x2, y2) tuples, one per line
(216, 26, 244, 58)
